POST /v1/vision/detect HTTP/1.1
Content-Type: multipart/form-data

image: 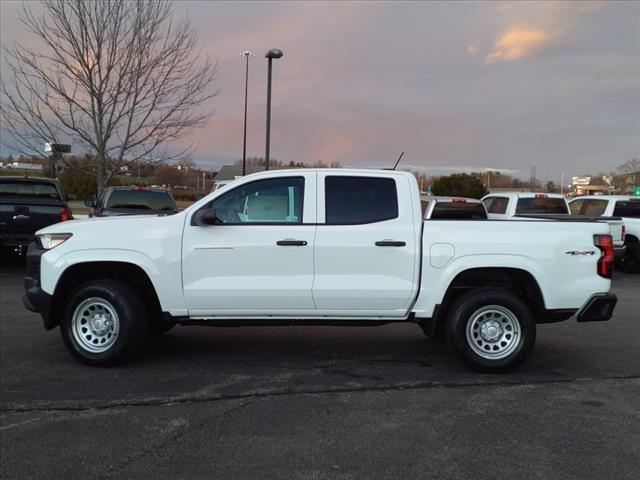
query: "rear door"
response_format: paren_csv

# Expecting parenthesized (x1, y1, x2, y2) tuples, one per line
(312, 173, 418, 317)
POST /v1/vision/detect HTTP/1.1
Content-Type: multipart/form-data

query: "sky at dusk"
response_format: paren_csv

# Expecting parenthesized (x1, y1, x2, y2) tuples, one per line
(1, 0, 639, 182)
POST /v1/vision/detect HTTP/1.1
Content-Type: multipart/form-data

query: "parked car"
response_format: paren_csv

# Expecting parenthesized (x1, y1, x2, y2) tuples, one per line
(483, 192, 626, 256)
(422, 196, 487, 220)
(0, 177, 73, 255)
(482, 192, 569, 219)
(569, 196, 640, 272)
(86, 186, 177, 217)
(24, 169, 617, 372)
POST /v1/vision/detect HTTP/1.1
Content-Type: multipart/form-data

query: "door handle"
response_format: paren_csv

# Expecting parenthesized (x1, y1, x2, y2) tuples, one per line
(277, 239, 308, 246)
(375, 240, 406, 247)
(12, 215, 30, 220)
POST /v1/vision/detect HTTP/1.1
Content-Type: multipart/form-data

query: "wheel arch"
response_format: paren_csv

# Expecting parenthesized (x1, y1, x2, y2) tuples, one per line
(420, 267, 551, 335)
(48, 261, 162, 330)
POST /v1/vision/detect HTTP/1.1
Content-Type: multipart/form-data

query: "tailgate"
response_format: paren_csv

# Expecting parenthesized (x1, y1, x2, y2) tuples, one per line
(0, 201, 65, 236)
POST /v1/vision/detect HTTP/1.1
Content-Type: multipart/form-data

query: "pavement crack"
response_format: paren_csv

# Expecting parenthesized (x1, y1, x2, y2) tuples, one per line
(2, 374, 638, 415)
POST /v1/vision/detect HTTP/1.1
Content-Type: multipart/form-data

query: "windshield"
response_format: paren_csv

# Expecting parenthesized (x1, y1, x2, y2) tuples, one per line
(516, 197, 568, 214)
(105, 190, 176, 211)
(0, 181, 60, 199)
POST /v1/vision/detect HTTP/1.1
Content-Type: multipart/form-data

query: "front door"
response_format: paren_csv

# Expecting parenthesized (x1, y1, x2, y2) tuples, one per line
(182, 173, 317, 317)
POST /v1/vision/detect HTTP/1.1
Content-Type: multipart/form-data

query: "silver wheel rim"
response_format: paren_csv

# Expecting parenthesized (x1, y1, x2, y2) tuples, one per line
(71, 298, 120, 353)
(465, 305, 521, 360)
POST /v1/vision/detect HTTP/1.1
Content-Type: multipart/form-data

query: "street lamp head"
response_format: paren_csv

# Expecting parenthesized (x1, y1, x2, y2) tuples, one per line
(265, 48, 283, 59)
(240, 50, 255, 58)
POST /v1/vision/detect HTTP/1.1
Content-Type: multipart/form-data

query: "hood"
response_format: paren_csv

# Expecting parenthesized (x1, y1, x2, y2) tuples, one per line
(36, 211, 185, 236)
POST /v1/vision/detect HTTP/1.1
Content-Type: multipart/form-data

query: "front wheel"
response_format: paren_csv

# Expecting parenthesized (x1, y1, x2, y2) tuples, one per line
(446, 289, 536, 373)
(60, 279, 148, 366)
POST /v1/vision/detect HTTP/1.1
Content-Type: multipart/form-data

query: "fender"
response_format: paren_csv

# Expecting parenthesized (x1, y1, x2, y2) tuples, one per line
(412, 253, 547, 318)
(40, 248, 187, 315)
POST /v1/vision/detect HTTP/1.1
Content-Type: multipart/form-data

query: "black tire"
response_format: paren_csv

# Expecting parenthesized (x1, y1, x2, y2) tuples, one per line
(616, 241, 640, 273)
(419, 319, 446, 341)
(446, 289, 536, 373)
(149, 318, 176, 336)
(60, 279, 148, 366)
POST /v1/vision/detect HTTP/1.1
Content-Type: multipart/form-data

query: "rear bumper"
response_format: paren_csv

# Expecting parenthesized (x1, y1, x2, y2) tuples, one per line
(0, 233, 35, 248)
(22, 242, 55, 329)
(577, 293, 617, 322)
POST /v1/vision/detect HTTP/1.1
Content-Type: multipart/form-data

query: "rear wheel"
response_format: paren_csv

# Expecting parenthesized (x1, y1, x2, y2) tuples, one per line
(446, 289, 536, 373)
(60, 279, 148, 366)
(616, 240, 640, 273)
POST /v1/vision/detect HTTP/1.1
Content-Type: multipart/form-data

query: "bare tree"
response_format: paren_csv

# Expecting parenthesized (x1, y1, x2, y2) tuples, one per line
(1, 0, 217, 194)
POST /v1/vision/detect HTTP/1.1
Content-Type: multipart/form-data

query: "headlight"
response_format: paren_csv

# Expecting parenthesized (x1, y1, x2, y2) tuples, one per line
(37, 233, 73, 250)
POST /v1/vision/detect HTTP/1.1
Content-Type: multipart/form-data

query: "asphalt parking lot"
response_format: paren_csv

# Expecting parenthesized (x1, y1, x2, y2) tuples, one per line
(1, 255, 639, 480)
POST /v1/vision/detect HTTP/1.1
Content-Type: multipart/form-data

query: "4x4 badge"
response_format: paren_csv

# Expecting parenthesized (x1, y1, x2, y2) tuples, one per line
(565, 251, 596, 256)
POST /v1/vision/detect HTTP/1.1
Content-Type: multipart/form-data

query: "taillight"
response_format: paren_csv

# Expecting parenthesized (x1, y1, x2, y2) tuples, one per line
(60, 207, 71, 222)
(594, 234, 614, 279)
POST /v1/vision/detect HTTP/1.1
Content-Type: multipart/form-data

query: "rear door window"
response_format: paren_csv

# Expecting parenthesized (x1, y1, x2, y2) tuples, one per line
(325, 176, 398, 224)
(613, 201, 640, 218)
(484, 197, 508, 214)
(569, 199, 583, 215)
(582, 200, 608, 216)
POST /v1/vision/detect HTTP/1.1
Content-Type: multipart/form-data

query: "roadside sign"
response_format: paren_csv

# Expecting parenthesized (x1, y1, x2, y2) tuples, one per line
(634, 186, 640, 196)
(572, 176, 591, 186)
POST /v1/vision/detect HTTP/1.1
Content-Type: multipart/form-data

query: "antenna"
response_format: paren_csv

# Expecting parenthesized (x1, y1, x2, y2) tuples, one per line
(392, 151, 404, 170)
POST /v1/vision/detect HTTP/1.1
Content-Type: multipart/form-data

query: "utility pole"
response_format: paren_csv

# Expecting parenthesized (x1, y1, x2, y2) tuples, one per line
(264, 48, 283, 171)
(240, 51, 255, 176)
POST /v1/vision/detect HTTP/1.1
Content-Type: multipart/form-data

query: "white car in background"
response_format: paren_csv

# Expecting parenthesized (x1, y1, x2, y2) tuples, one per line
(481, 192, 569, 220)
(482, 192, 626, 257)
(569, 196, 640, 273)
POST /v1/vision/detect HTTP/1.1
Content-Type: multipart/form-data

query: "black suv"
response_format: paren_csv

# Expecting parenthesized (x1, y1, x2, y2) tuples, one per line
(87, 186, 177, 217)
(0, 177, 74, 255)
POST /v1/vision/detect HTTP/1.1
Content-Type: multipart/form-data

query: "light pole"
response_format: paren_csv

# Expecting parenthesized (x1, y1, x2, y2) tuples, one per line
(240, 51, 255, 176)
(264, 48, 283, 170)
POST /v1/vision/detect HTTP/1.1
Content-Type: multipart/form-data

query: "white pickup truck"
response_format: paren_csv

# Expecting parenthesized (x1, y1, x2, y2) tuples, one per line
(482, 192, 626, 256)
(23, 169, 618, 372)
(569, 195, 640, 273)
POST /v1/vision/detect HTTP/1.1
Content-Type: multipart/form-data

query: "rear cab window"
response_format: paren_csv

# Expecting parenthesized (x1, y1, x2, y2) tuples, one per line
(106, 189, 176, 211)
(516, 196, 568, 214)
(431, 201, 487, 220)
(325, 176, 398, 224)
(0, 181, 60, 199)
(613, 200, 640, 218)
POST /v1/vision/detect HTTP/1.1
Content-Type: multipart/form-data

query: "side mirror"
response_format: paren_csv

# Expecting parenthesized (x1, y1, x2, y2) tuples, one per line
(192, 207, 218, 226)
(67, 194, 77, 201)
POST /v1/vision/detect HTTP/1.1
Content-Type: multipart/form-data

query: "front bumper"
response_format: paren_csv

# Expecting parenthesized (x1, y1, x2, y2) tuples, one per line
(22, 242, 54, 329)
(577, 293, 617, 322)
